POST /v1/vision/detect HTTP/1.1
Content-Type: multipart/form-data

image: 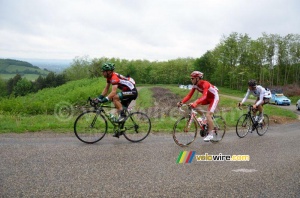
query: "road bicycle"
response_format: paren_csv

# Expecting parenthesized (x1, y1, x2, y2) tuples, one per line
(236, 104, 269, 138)
(74, 97, 151, 144)
(173, 105, 226, 147)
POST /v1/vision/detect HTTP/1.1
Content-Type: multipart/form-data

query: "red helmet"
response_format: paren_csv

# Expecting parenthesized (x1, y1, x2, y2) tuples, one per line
(190, 71, 203, 79)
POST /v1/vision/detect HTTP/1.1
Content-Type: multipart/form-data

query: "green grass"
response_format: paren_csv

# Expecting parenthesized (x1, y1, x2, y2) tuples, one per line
(218, 87, 246, 97)
(0, 83, 298, 133)
(0, 114, 73, 133)
(135, 87, 154, 108)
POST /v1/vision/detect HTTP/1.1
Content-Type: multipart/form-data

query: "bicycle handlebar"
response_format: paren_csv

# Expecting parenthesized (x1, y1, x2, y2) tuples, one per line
(178, 104, 187, 112)
(178, 104, 198, 114)
(238, 104, 257, 111)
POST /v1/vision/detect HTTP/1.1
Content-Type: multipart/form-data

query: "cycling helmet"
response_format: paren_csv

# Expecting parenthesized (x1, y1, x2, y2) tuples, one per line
(101, 62, 115, 71)
(248, 79, 257, 87)
(190, 71, 203, 79)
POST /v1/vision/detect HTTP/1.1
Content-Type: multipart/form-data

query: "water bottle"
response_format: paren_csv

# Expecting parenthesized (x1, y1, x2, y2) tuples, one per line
(202, 116, 207, 124)
(197, 117, 203, 123)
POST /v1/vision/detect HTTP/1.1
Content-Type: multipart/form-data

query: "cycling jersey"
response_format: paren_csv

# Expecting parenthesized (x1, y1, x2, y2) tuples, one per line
(241, 85, 271, 106)
(182, 80, 219, 113)
(107, 72, 135, 91)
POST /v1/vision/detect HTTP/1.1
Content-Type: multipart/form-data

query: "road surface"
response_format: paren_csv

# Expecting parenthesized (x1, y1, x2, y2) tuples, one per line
(1, 122, 299, 197)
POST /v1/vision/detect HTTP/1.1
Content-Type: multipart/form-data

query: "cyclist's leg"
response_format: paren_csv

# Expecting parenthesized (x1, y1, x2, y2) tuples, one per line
(116, 90, 138, 121)
(257, 98, 269, 123)
(112, 93, 123, 111)
(257, 97, 268, 117)
(252, 97, 261, 120)
(206, 97, 219, 133)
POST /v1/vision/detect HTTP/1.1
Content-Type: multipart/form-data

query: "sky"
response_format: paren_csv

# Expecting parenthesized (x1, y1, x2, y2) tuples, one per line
(0, 0, 299, 61)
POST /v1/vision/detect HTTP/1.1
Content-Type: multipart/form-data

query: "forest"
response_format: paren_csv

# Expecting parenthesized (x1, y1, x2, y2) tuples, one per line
(64, 33, 300, 90)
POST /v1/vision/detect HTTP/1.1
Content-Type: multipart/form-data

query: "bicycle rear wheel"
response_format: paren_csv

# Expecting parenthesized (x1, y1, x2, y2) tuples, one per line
(74, 111, 107, 144)
(173, 116, 197, 147)
(211, 115, 226, 143)
(123, 112, 151, 142)
(236, 114, 251, 138)
(256, 114, 269, 136)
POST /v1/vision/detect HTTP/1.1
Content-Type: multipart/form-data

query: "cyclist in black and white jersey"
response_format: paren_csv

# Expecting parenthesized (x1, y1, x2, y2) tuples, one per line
(238, 79, 271, 123)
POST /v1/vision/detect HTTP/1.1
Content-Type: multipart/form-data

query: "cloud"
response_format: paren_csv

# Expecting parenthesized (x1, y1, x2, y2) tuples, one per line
(0, 0, 299, 61)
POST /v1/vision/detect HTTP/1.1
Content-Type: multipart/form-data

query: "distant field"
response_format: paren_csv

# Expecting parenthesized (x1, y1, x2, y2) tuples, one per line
(0, 74, 48, 81)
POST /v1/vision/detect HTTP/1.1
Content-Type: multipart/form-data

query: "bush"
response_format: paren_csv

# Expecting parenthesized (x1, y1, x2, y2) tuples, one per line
(269, 84, 300, 97)
(0, 78, 106, 115)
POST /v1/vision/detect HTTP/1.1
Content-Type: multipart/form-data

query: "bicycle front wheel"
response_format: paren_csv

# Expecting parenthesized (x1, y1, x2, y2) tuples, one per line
(173, 116, 197, 147)
(74, 111, 108, 144)
(256, 114, 269, 136)
(236, 114, 251, 138)
(211, 115, 226, 143)
(123, 112, 151, 142)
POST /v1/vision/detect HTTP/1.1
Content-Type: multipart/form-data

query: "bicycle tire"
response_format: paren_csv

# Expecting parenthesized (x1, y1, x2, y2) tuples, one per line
(236, 114, 251, 138)
(256, 114, 269, 136)
(122, 112, 151, 142)
(74, 111, 108, 144)
(173, 116, 197, 147)
(210, 115, 226, 143)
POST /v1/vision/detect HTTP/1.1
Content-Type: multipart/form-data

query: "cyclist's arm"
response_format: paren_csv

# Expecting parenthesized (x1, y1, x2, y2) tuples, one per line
(181, 88, 195, 103)
(107, 84, 118, 100)
(191, 86, 208, 108)
(241, 89, 250, 104)
(101, 83, 111, 96)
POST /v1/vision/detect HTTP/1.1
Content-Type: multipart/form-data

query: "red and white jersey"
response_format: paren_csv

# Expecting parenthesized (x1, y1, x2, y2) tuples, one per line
(182, 80, 219, 105)
(107, 72, 135, 91)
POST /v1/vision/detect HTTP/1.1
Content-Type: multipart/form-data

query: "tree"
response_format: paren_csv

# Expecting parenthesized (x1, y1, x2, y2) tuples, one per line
(6, 74, 22, 95)
(0, 76, 7, 97)
(13, 78, 32, 96)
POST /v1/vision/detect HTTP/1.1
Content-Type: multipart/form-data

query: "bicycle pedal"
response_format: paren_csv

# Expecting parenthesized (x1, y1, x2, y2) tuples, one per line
(113, 133, 120, 138)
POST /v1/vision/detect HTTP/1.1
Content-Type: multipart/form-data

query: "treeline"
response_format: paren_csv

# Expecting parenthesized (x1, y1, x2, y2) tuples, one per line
(206, 33, 300, 90)
(63, 33, 300, 91)
(63, 56, 195, 85)
(0, 69, 48, 75)
(0, 72, 66, 97)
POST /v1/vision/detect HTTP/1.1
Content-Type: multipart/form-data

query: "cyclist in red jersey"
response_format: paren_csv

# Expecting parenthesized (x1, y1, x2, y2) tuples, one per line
(177, 71, 219, 142)
(95, 63, 138, 124)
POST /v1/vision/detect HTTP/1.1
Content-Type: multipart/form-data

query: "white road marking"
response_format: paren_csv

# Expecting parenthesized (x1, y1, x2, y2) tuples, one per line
(232, 169, 257, 173)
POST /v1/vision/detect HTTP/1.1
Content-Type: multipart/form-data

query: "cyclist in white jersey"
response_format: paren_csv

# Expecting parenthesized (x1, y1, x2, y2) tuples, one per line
(238, 79, 271, 123)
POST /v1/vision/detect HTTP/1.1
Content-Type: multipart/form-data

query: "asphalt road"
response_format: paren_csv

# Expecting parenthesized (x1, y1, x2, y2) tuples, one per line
(1, 122, 300, 197)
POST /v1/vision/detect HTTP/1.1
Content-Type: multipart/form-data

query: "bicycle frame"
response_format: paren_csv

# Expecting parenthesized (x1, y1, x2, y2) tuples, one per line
(88, 98, 132, 127)
(242, 105, 259, 128)
(180, 106, 207, 132)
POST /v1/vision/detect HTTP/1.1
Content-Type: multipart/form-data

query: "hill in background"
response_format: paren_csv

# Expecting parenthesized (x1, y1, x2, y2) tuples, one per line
(0, 59, 52, 81)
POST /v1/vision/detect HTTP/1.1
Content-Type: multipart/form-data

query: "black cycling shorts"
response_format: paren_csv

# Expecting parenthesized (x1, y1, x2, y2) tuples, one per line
(256, 97, 270, 105)
(119, 88, 138, 107)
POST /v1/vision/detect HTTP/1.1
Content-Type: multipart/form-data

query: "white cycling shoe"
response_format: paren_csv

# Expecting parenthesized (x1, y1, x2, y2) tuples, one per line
(258, 116, 264, 123)
(204, 133, 214, 142)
